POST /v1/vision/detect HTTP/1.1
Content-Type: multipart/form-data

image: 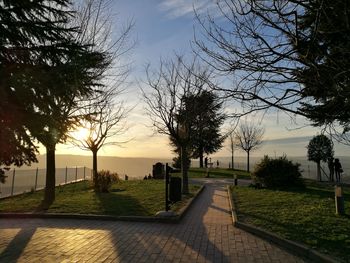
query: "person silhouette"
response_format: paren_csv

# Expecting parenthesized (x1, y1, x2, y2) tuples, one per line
(334, 158, 343, 183)
(328, 157, 334, 182)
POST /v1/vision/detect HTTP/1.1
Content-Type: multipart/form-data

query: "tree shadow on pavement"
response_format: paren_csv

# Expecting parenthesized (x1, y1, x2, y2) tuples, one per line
(0, 181, 297, 262)
(0, 184, 231, 262)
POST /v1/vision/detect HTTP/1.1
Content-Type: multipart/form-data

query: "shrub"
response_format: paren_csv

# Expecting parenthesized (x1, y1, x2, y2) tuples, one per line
(94, 170, 119, 192)
(0, 168, 8, 184)
(252, 155, 304, 189)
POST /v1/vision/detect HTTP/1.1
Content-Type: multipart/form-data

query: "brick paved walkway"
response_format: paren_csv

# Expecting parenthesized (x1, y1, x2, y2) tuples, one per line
(0, 180, 305, 262)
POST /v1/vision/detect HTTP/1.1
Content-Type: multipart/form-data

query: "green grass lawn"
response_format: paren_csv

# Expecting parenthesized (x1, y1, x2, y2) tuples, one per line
(174, 167, 251, 179)
(0, 180, 201, 216)
(231, 181, 350, 261)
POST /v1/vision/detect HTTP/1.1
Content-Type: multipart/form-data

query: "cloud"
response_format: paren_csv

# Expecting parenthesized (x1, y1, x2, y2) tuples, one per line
(158, 0, 217, 19)
(264, 136, 312, 145)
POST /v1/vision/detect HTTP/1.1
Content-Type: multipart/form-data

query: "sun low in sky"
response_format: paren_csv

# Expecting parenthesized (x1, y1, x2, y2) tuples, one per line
(70, 127, 91, 143)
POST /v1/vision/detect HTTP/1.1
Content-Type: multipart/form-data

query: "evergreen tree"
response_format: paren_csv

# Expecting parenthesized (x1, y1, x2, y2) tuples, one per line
(0, 0, 75, 172)
(297, 0, 350, 130)
(170, 135, 191, 170)
(0, 0, 109, 207)
(184, 90, 225, 168)
(26, 40, 108, 207)
(169, 90, 225, 168)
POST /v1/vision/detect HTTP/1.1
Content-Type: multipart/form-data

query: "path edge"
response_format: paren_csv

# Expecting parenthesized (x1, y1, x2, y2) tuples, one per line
(227, 185, 340, 263)
(0, 185, 205, 224)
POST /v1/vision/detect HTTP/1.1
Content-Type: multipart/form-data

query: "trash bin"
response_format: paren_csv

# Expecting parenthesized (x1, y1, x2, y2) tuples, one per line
(169, 177, 182, 202)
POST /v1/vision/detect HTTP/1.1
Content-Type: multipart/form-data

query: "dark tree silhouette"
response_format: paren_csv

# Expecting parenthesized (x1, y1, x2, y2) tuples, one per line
(228, 133, 235, 170)
(72, 97, 129, 187)
(170, 135, 191, 172)
(182, 90, 226, 168)
(307, 134, 334, 182)
(226, 130, 237, 170)
(296, 1, 350, 130)
(26, 6, 111, 208)
(28, 92, 102, 208)
(0, 0, 74, 177)
(235, 121, 264, 172)
(18, 0, 131, 208)
(0, 1, 108, 195)
(195, 1, 350, 137)
(69, 0, 133, 188)
(143, 56, 212, 194)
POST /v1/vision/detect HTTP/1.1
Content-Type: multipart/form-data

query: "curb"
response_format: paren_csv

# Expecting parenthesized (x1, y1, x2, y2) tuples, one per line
(177, 184, 205, 221)
(227, 186, 340, 263)
(0, 185, 205, 224)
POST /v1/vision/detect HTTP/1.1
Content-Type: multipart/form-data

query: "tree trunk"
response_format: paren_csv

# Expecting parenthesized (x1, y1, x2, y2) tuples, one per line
(92, 149, 98, 185)
(247, 150, 250, 172)
(231, 147, 234, 170)
(42, 144, 56, 209)
(199, 151, 204, 168)
(317, 161, 321, 181)
(181, 145, 189, 194)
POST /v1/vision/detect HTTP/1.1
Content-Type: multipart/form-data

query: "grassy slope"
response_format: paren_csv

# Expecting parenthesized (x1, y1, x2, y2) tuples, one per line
(231, 181, 350, 261)
(0, 180, 200, 216)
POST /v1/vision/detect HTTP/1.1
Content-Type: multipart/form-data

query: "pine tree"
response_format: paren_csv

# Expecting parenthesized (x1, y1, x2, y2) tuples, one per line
(0, 0, 75, 175)
(185, 91, 226, 168)
(171, 90, 225, 168)
(0, 0, 109, 207)
(297, 0, 350, 130)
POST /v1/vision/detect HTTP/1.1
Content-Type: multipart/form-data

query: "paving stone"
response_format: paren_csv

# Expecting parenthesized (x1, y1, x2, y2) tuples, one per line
(0, 180, 306, 262)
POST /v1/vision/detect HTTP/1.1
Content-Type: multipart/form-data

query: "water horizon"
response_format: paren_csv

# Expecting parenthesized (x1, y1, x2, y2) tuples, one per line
(6, 153, 350, 181)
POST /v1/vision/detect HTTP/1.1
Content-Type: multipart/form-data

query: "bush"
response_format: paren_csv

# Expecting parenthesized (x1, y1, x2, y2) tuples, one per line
(94, 170, 119, 192)
(0, 170, 5, 184)
(252, 155, 304, 189)
(0, 168, 8, 184)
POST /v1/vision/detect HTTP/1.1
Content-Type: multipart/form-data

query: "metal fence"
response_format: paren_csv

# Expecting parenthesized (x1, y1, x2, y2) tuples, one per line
(0, 167, 92, 199)
(201, 157, 350, 184)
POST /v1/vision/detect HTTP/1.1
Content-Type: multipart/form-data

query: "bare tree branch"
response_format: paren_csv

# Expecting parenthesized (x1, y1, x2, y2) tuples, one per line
(142, 55, 214, 193)
(67, 0, 134, 180)
(195, 0, 350, 143)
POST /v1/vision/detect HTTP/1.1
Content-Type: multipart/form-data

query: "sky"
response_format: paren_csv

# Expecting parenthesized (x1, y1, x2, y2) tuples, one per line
(50, 0, 348, 159)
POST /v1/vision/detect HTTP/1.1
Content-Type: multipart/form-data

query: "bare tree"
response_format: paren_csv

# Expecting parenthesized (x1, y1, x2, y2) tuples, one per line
(72, 94, 129, 185)
(143, 55, 212, 194)
(67, 0, 134, 186)
(235, 121, 264, 172)
(194, 1, 350, 138)
(194, 1, 303, 116)
(224, 121, 239, 170)
(74, 0, 134, 84)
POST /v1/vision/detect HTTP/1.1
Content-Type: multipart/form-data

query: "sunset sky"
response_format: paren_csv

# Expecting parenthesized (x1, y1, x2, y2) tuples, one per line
(50, 0, 343, 159)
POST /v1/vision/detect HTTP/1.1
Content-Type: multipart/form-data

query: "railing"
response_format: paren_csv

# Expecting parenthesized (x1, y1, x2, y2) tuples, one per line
(0, 167, 92, 199)
(213, 160, 350, 183)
